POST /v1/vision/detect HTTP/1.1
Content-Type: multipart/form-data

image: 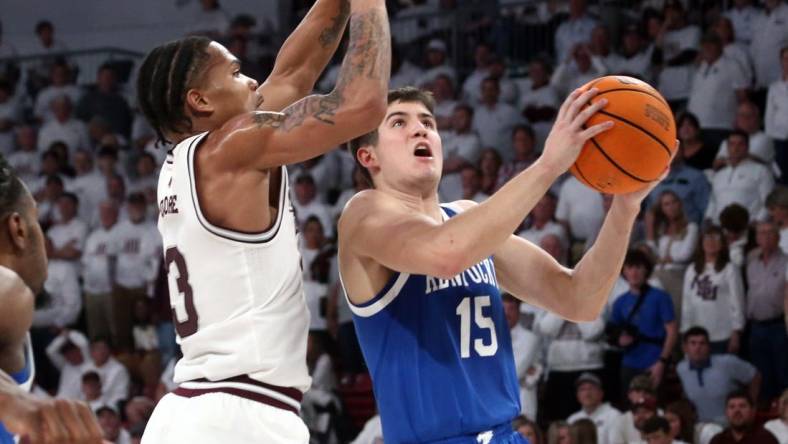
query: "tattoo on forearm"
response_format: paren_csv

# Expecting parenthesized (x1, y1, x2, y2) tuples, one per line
(318, 0, 350, 48)
(257, 7, 389, 133)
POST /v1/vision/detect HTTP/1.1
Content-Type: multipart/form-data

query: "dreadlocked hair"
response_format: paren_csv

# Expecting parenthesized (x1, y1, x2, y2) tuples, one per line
(0, 154, 27, 219)
(137, 36, 212, 144)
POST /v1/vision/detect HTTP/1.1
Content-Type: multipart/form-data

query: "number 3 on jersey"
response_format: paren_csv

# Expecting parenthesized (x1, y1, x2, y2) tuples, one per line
(165, 247, 199, 338)
(455, 296, 498, 358)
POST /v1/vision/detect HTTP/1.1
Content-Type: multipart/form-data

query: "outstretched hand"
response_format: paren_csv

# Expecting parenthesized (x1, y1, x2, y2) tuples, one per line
(613, 140, 680, 210)
(538, 87, 614, 176)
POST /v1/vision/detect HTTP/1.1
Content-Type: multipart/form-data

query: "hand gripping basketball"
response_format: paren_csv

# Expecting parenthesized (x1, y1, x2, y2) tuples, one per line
(540, 87, 614, 177)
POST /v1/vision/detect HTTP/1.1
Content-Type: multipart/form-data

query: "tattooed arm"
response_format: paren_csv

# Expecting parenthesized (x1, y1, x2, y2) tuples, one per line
(210, 0, 391, 170)
(257, 0, 350, 112)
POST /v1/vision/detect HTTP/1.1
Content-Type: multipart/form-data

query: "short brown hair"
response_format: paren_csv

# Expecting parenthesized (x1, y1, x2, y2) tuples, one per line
(347, 87, 436, 186)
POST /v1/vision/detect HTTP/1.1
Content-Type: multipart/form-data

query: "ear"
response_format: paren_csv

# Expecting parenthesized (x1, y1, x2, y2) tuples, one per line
(5, 213, 26, 252)
(356, 145, 379, 172)
(185, 88, 213, 115)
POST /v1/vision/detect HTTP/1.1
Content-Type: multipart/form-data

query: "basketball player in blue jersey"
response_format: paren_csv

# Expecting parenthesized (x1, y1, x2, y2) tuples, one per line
(338, 87, 675, 443)
(0, 158, 103, 443)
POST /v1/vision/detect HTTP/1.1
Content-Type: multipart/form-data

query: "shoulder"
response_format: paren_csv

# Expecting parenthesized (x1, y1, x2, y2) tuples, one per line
(338, 190, 398, 233)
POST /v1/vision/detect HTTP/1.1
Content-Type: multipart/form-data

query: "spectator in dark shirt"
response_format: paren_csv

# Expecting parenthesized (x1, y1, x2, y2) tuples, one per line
(76, 64, 132, 137)
(710, 390, 778, 444)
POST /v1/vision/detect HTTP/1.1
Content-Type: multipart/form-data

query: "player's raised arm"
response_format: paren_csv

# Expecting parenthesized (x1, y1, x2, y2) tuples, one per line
(213, 0, 390, 170)
(340, 89, 611, 281)
(257, 0, 350, 111)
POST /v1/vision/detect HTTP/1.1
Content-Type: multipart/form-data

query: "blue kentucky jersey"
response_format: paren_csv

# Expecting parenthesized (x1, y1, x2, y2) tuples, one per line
(347, 205, 521, 443)
(0, 336, 35, 444)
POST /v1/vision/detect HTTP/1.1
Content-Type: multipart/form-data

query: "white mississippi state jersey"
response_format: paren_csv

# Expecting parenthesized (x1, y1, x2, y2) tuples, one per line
(158, 132, 310, 392)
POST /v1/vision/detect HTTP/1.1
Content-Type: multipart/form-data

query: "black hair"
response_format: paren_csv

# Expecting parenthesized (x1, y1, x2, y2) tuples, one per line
(35, 20, 53, 34)
(727, 128, 750, 147)
(719, 203, 749, 233)
(0, 155, 29, 220)
(726, 389, 753, 406)
(137, 36, 213, 144)
(641, 416, 670, 435)
(682, 326, 710, 343)
(623, 249, 654, 277)
(59, 192, 79, 207)
(347, 87, 436, 186)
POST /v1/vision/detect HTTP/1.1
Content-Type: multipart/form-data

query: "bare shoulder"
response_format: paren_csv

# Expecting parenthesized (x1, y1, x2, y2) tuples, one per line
(0, 267, 34, 345)
(338, 189, 391, 229)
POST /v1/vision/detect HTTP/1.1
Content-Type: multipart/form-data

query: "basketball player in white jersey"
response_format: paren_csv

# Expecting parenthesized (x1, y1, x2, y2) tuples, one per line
(137, 0, 390, 442)
(0, 158, 103, 443)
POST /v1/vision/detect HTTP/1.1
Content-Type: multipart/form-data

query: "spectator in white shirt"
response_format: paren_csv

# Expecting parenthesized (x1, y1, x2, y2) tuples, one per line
(725, 0, 762, 45)
(69, 149, 108, 223)
(127, 152, 158, 198)
(551, 43, 608, 97)
(589, 25, 623, 74)
(428, 74, 458, 131)
(714, 101, 775, 171)
(681, 225, 746, 354)
(37, 95, 90, 158)
(485, 56, 519, 106)
(503, 294, 542, 421)
(417, 39, 457, 87)
(764, 389, 788, 444)
(90, 339, 130, 409)
(750, 0, 788, 91)
(388, 44, 424, 90)
(439, 104, 482, 202)
(46, 192, 87, 269)
(687, 33, 749, 148)
(655, 1, 702, 106)
(462, 43, 493, 106)
(0, 81, 20, 155)
(188, 0, 230, 38)
(641, 416, 683, 444)
(293, 174, 334, 238)
(479, 148, 503, 196)
(96, 405, 132, 444)
(45, 329, 94, 400)
(82, 201, 119, 342)
(32, 259, 81, 329)
(7, 125, 40, 186)
(516, 58, 560, 147)
(556, 175, 606, 256)
(705, 130, 774, 222)
(472, 77, 524, 161)
(459, 165, 488, 204)
(554, 0, 598, 63)
(111, 193, 161, 352)
(29, 20, 69, 91)
(81, 371, 107, 412)
(33, 62, 82, 123)
(645, 190, 699, 324)
(497, 125, 539, 189)
(713, 17, 755, 88)
(567, 372, 622, 444)
(613, 24, 655, 82)
(767, 47, 788, 183)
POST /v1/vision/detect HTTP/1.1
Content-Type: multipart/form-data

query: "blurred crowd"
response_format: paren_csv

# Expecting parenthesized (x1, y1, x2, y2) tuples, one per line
(0, 0, 787, 443)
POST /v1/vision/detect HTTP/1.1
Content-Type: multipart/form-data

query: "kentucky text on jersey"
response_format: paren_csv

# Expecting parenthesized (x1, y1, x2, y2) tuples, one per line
(425, 257, 499, 294)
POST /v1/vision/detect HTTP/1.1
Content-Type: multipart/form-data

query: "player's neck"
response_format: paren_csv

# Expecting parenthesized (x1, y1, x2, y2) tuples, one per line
(379, 184, 442, 221)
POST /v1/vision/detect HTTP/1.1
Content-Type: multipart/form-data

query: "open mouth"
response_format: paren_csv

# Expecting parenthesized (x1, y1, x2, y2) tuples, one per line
(413, 142, 433, 158)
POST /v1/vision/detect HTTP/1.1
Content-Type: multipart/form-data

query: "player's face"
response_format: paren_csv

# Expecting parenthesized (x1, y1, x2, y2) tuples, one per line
(195, 42, 260, 125)
(372, 101, 442, 190)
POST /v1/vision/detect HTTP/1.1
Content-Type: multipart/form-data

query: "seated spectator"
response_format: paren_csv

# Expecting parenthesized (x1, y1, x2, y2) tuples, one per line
(512, 416, 543, 444)
(38, 95, 90, 157)
(7, 125, 40, 186)
(485, 56, 518, 106)
(724, 0, 760, 46)
(428, 74, 458, 131)
(745, 220, 788, 404)
(387, 44, 424, 90)
(713, 17, 754, 101)
(438, 104, 481, 202)
(764, 389, 788, 443)
(612, 24, 655, 81)
(472, 78, 524, 161)
(646, 190, 699, 322)
(710, 391, 779, 444)
(608, 250, 677, 393)
(647, 143, 711, 225)
(515, 58, 559, 147)
(504, 294, 542, 421)
(681, 226, 745, 354)
(641, 416, 680, 444)
(76, 64, 132, 137)
(569, 418, 597, 444)
(721, 106, 775, 171)
(655, 1, 701, 108)
(677, 112, 717, 171)
(676, 327, 760, 424)
(705, 130, 774, 223)
(551, 43, 608, 96)
(462, 43, 493, 105)
(416, 39, 457, 87)
(479, 148, 502, 196)
(517, 192, 567, 249)
(766, 47, 788, 184)
(497, 125, 539, 189)
(81, 371, 107, 411)
(124, 396, 154, 432)
(459, 165, 488, 203)
(45, 329, 94, 400)
(33, 62, 82, 123)
(36, 173, 65, 229)
(766, 187, 788, 254)
(0, 80, 21, 154)
(664, 399, 701, 444)
(90, 338, 130, 409)
(96, 405, 132, 444)
(589, 24, 622, 73)
(292, 174, 333, 238)
(719, 204, 750, 267)
(610, 380, 660, 444)
(567, 372, 622, 444)
(547, 421, 571, 444)
(556, 176, 605, 258)
(553, 0, 598, 62)
(687, 32, 749, 149)
(69, 149, 107, 223)
(749, 1, 788, 94)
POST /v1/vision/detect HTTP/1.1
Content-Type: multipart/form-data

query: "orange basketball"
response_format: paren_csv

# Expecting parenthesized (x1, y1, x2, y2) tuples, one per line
(569, 76, 677, 194)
